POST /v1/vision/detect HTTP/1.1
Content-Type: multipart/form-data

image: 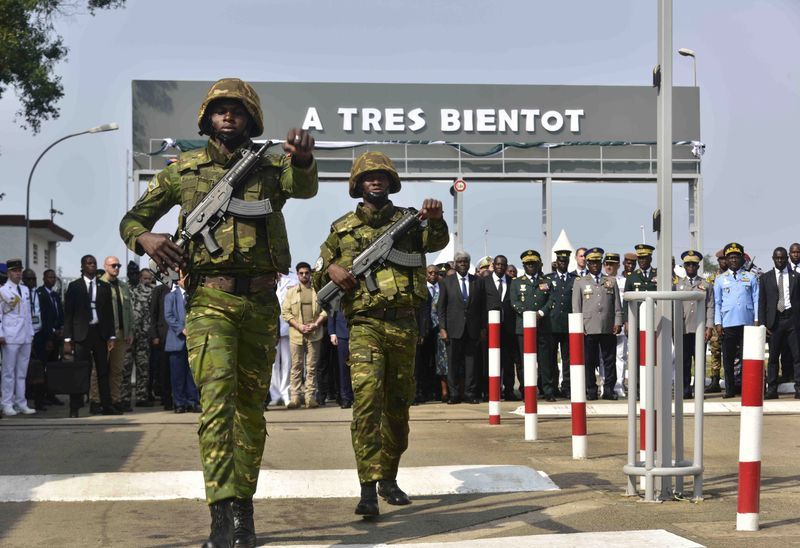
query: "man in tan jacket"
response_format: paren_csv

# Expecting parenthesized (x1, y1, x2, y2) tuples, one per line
(281, 261, 327, 408)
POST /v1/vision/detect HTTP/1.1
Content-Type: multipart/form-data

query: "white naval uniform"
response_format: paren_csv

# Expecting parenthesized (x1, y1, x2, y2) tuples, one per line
(0, 280, 35, 409)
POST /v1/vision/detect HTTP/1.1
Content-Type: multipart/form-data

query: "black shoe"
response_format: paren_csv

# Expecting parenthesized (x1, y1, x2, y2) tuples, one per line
(163, 402, 174, 411)
(113, 403, 126, 414)
(355, 482, 379, 517)
(192, 404, 202, 413)
(764, 391, 779, 400)
(447, 398, 462, 405)
(136, 400, 155, 407)
(35, 401, 48, 411)
(203, 498, 234, 548)
(102, 406, 123, 416)
(378, 480, 411, 506)
(468, 398, 481, 404)
(231, 498, 256, 548)
(722, 392, 735, 399)
(503, 391, 520, 402)
(89, 402, 102, 415)
(120, 401, 133, 412)
(175, 406, 186, 414)
(340, 400, 353, 409)
(705, 378, 722, 393)
(545, 394, 557, 402)
(46, 395, 64, 406)
(602, 392, 619, 401)
(69, 409, 79, 418)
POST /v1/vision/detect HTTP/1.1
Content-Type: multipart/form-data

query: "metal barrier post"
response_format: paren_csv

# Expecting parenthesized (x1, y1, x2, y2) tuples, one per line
(693, 296, 706, 501)
(523, 311, 538, 441)
(568, 312, 587, 459)
(674, 300, 685, 495)
(625, 300, 640, 497)
(488, 310, 501, 425)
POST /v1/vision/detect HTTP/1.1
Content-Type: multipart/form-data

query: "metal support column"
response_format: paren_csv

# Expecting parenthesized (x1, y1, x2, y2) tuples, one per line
(656, 0, 675, 498)
(453, 188, 464, 254)
(542, 177, 552, 273)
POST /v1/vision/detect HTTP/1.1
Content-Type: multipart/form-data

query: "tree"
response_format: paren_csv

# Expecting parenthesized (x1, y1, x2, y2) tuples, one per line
(0, 0, 126, 133)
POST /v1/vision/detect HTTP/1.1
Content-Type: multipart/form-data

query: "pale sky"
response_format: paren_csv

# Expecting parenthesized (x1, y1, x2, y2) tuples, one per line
(1, 0, 798, 277)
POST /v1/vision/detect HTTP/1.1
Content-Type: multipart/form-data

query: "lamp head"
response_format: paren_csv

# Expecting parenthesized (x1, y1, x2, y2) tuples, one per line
(88, 122, 119, 133)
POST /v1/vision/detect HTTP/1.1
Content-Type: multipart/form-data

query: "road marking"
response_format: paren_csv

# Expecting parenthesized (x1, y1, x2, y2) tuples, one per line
(0, 465, 557, 502)
(260, 529, 702, 547)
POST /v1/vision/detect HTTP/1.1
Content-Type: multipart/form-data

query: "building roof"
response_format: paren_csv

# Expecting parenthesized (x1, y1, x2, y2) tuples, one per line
(0, 215, 73, 242)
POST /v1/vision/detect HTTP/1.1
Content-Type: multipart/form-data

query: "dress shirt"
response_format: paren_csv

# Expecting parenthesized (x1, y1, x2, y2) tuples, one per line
(492, 273, 506, 300)
(427, 282, 438, 298)
(458, 275, 470, 298)
(775, 268, 791, 311)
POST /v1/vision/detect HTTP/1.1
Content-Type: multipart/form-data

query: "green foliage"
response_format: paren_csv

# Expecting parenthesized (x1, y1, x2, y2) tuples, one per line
(0, 0, 126, 133)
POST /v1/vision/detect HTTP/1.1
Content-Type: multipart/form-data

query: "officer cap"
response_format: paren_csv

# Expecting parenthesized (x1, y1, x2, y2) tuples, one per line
(624, 252, 637, 261)
(604, 252, 620, 264)
(554, 249, 572, 259)
(724, 242, 744, 256)
(437, 263, 449, 275)
(715, 249, 725, 259)
(197, 78, 264, 137)
(477, 256, 493, 270)
(348, 151, 402, 199)
(5, 258, 23, 271)
(520, 249, 541, 264)
(635, 244, 655, 257)
(681, 250, 702, 263)
(585, 247, 604, 261)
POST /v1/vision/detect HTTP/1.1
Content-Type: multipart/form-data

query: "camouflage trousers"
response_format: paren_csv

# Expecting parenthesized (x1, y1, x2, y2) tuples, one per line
(707, 328, 722, 375)
(349, 314, 417, 483)
(120, 335, 151, 402)
(186, 285, 278, 504)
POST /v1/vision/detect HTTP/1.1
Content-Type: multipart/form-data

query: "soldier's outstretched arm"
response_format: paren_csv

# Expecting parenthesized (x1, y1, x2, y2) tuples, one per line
(278, 129, 318, 199)
(419, 198, 449, 253)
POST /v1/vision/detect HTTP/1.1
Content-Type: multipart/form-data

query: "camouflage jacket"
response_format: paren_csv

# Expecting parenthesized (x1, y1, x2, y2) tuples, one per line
(131, 284, 154, 339)
(119, 140, 318, 275)
(313, 202, 449, 317)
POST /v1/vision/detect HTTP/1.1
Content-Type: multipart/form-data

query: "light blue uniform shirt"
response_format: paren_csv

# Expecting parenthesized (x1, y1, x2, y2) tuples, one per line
(714, 268, 759, 327)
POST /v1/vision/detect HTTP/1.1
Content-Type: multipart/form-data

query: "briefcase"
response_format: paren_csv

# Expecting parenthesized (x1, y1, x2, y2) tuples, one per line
(26, 359, 46, 386)
(46, 358, 91, 395)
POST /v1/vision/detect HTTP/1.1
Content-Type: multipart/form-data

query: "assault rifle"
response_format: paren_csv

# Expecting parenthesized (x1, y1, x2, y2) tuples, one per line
(316, 208, 425, 313)
(174, 141, 274, 256)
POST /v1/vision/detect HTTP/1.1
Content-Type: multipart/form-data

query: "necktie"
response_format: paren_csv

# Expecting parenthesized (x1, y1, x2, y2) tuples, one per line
(733, 271, 737, 280)
(595, 275, 600, 284)
(89, 281, 94, 316)
(460, 277, 468, 302)
(778, 272, 786, 313)
(498, 277, 504, 300)
(17, 284, 22, 297)
(561, 274, 566, 282)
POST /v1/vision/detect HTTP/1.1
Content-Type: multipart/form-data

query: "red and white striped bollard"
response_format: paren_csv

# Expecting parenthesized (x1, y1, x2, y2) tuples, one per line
(523, 311, 538, 440)
(488, 310, 502, 425)
(737, 325, 766, 531)
(568, 312, 587, 459)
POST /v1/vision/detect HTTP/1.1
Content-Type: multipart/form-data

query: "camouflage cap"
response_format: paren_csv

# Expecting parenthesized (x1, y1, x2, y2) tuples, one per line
(348, 151, 401, 198)
(197, 78, 264, 137)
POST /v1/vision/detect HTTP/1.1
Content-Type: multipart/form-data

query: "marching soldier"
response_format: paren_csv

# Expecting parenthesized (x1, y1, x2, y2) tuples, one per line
(545, 249, 576, 398)
(509, 250, 556, 401)
(676, 251, 714, 398)
(714, 243, 760, 398)
(313, 151, 448, 517)
(705, 249, 728, 393)
(572, 248, 623, 400)
(120, 78, 318, 547)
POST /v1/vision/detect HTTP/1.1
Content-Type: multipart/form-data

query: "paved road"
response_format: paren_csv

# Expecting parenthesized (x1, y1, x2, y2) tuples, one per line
(1, 395, 798, 547)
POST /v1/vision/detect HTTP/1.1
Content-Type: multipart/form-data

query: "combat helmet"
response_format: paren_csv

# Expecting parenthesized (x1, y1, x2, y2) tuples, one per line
(348, 151, 402, 198)
(197, 78, 264, 137)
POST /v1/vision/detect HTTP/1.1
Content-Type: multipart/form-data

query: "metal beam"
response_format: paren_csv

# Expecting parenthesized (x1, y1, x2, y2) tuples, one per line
(542, 177, 553, 273)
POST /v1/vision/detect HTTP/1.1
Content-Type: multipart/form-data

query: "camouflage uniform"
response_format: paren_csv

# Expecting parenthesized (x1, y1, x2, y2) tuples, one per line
(313, 152, 448, 483)
(121, 283, 154, 403)
(706, 269, 723, 378)
(119, 78, 318, 503)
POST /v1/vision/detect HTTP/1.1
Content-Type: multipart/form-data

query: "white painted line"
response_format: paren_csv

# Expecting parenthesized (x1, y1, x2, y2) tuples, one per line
(0, 465, 558, 502)
(260, 529, 703, 548)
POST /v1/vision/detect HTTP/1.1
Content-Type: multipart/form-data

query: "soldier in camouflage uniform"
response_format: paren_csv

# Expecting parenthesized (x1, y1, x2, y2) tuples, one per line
(313, 151, 448, 517)
(705, 250, 728, 393)
(121, 268, 155, 407)
(120, 78, 318, 548)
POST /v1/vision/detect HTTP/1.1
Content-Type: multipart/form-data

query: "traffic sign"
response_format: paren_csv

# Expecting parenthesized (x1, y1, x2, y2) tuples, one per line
(453, 179, 467, 192)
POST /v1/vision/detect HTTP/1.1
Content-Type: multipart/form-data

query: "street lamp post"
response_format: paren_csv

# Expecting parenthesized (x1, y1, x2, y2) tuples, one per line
(25, 123, 119, 266)
(678, 47, 697, 87)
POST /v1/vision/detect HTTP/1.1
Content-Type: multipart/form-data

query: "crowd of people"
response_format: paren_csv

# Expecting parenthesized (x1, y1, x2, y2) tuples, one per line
(2, 239, 798, 421)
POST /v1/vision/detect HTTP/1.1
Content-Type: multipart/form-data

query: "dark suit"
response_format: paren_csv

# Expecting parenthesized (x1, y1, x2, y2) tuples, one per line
(481, 273, 520, 398)
(758, 268, 800, 393)
(64, 277, 115, 411)
(415, 283, 440, 401)
(438, 273, 483, 400)
(545, 271, 577, 394)
(32, 286, 63, 362)
(148, 282, 173, 407)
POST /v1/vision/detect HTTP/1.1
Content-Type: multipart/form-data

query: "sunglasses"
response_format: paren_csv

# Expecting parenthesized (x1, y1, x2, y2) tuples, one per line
(109, 263, 122, 268)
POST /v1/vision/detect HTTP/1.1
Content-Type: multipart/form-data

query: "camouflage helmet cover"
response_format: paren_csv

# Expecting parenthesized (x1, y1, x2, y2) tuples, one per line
(348, 151, 402, 198)
(197, 78, 264, 137)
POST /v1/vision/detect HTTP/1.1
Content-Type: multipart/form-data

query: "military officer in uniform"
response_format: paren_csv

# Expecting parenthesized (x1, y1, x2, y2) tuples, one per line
(0, 259, 36, 416)
(545, 250, 576, 398)
(509, 250, 556, 400)
(676, 251, 714, 398)
(714, 243, 760, 398)
(705, 249, 728, 393)
(120, 78, 318, 548)
(572, 248, 623, 400)
(625, 244, 657, 294)
(313, 151, 448, 517)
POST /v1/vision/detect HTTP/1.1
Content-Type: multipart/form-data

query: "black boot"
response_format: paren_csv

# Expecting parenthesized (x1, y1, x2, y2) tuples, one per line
(377, 480, 411, 505)
(355, 481, 379, 517)
(202, 498, 234, 548)
(232, 498, 256, 547)
(705, 374, 721, 393)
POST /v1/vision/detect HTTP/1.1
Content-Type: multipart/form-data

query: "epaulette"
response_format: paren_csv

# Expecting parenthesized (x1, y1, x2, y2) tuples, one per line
(331, 211, 362, 234)
(175, 148, 212, 173)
